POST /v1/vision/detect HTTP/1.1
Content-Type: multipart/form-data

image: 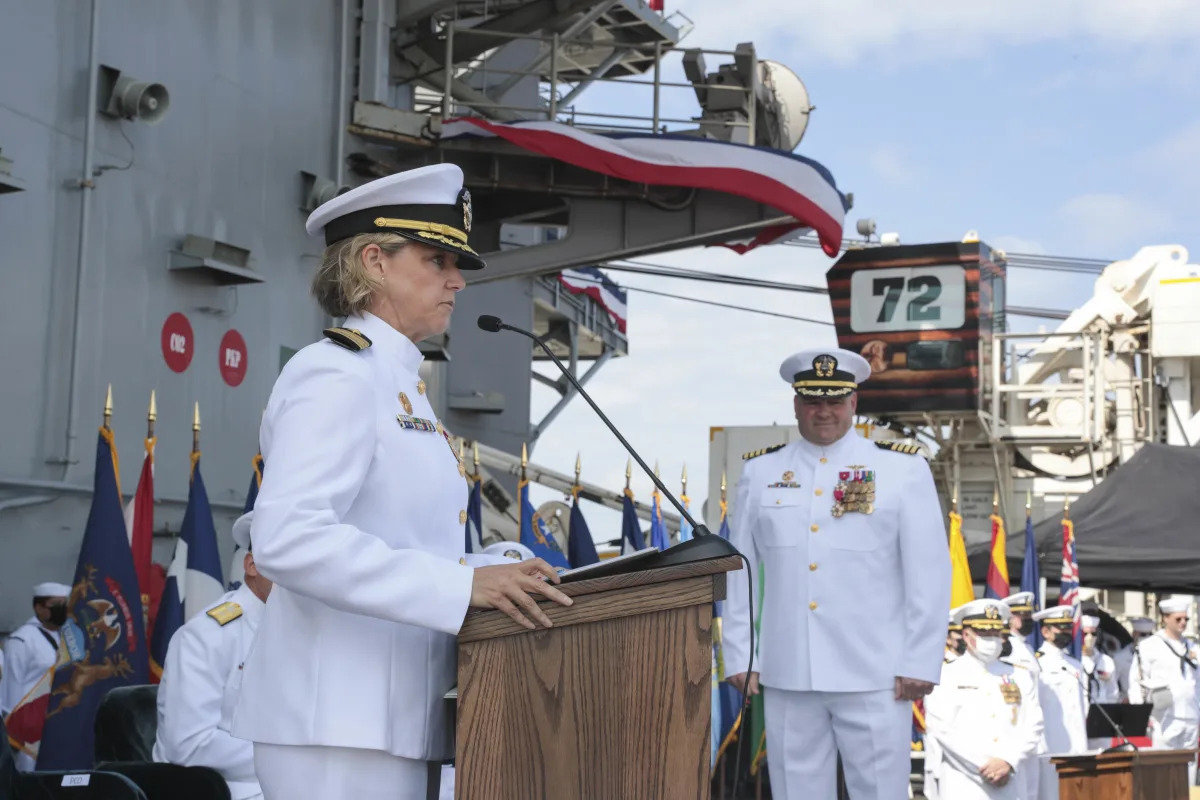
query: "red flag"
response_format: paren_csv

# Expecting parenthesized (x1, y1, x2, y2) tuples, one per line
(124, 437, 156, 638)
(984, 512, 1010, 599)
(648, 0, 663, 10)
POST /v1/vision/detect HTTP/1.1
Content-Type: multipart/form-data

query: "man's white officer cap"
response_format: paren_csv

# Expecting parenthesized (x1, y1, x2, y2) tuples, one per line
(1033, 605, 1074, 625)
(779, 347, 870, 399)
(33, 582, 71, 598)
(1130, 616, 1155, 633)
(1081, 614, 1100, 629)
(954, 599, 1010, 630)
(232, 511, 253, 551)
(305, 163, 484, 270)
(948, 604, 968, 631)
(482, 541, 536, 562)
(1002, 591, 1035, 613)
(1159, 596, 1191, 615)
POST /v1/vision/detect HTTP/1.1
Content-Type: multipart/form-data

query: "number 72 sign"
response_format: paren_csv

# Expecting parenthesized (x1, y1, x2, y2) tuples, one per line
(849, 265, 966, 333)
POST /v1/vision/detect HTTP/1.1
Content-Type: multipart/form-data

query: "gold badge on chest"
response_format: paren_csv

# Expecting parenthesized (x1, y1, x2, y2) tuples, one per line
(398, 392, 413, 414)
(417, 379, 426, 396)
(832, 466, 875, 517)
(1000, 676, 1022, 723)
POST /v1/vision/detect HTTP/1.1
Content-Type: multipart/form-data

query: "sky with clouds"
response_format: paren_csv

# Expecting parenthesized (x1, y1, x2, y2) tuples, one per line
(523, 1, 1200, 544)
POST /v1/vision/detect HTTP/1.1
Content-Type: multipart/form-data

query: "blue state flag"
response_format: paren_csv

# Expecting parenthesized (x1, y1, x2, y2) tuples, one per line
(566, 490, 600, 568)
(620, 488, 646, 553)
(229, 453, 264, 590)
(151, 453, 225, 676)
(465, 474, 483, 553)
(37, 427, 150, 769)
(518, 479, 570, 569)
(679, 493, 694, 543)
(649, 489, 669, 551)
(1021, 511, 1043, 651)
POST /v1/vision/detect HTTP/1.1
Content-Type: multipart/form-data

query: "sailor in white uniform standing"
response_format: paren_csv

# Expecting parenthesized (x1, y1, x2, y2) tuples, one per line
(924, 599, 1044, 800)
(724, 348, 951, 800)
(1113, 617, 1154, 701)
(1128, 597, 1199, 783)
(1080, 614, 1119, 705)
(0, 582, 70, 771)
(924, 609, 968, 800)
(229, 164, 573, 800)
(1032, 605, 1088, 800)
(154, 514, 271, 799)
(1002, 592, 1042, 800)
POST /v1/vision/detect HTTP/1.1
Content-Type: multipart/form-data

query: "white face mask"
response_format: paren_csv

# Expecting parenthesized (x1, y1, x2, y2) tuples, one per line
(971, 635, 1003, 663)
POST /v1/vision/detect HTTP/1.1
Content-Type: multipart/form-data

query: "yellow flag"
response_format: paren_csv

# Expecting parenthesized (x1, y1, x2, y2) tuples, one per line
(948, 511, 974, 608)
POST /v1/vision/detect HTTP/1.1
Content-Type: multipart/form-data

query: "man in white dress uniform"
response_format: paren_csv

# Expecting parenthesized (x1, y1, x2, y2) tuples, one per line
(923, 609, 968, 800)
(1112, 617, 1154, 702)
(724, 348, 951, 800)
(1128, 596, 1199, 783)
(154, 514, 271, 799)
(1002, 592, 1042, 800)
(1032, 605, 1088, 800)
(925, 599, 1044, 799)
(0, 582, 70, 771)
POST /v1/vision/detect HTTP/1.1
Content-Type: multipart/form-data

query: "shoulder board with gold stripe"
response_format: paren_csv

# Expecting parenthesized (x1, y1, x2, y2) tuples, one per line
(206, 602, 243, 626)
(874, 440, 922, 456)
(742, 443, 786, 461)
(323, 327, 373, 352)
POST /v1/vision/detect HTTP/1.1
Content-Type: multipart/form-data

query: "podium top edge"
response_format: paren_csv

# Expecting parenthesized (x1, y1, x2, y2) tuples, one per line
(1050, 748, 1197, 766)
(554, 554, 743, 600)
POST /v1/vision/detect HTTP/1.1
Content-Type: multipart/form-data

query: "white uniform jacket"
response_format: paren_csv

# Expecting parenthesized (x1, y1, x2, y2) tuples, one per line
(154, 585, 265, 799)
(724, 434, 951, 691)
(1035, 642, 1088, 754)
(1128, 632, 1200, 747)
(1006, 635, 1041, 676)
(925, 654, 1043, 800)
(0, 617, 59, 716)
(1081, 651, 1119, 705)
(231, 312, 490, 760)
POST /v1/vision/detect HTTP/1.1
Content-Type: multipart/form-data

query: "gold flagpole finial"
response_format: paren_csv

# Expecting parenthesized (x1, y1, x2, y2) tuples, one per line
(192, 402, 201, 452)
(472, 440, 479, 472)
(654, 460, 660, 479)
(625, 458, 632, 491)
(147, 390, 157, 438)
(521, 442, 528, 469)
(720, 471, 727, 501)
(992, 488, 999, 512)
(1025, 489, 1032, 516)
(458, 439, 465, 463)
(103, 384, 113, 428)
(681, 463, 688, 494)
(951, 493, 958, 513)
(1063, 495, 1071, 517)
(574, 452, 581, 484)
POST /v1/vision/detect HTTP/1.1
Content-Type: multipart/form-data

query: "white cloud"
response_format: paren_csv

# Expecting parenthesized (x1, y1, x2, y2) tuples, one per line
(990, 235, 1046, 255)
(1137, 119, 1200, 183)
(1056, 193, 1171, 254)
(675, 0, 1200, 65)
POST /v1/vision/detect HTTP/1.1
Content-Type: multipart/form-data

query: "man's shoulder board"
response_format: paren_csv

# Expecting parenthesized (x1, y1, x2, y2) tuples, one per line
(323, 327, 373, 352)
(743, 443, 786, 461)
(875, 440, 923, 456)
(206, 602, 243, 626)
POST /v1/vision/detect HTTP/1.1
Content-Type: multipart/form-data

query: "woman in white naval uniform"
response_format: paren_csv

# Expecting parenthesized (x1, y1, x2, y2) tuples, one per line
(230, 164, 572, 800)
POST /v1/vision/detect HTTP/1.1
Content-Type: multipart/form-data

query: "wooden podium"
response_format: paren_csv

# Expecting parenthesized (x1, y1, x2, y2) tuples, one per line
(1052, 749, 1195, 800)
(454, 555, 742, 800)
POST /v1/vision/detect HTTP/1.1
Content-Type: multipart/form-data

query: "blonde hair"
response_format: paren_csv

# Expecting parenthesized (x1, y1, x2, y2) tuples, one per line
(311, 233, 409, 318)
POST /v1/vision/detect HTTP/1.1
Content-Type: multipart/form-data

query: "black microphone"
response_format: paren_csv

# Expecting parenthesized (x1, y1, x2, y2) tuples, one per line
(476, 314, 737, 555)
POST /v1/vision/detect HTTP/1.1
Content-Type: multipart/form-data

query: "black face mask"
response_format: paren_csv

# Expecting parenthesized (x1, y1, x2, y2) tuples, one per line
(47, 605, 67, 626)
(1053, 632, 1074, 650)
(954, 639, 967, 656)
(1000, 638, 1013, 658)
(1018, 618, 1035, 637)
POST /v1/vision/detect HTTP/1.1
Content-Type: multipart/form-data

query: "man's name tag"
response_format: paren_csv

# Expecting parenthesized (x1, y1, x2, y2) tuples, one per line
(62, 774, 91, 787)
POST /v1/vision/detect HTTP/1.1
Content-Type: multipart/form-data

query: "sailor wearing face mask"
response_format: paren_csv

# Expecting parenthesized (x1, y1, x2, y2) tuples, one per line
(1128, 597, 1199, 783)
(1080, 615, 1118, 705)
(924, 599, 1043, 800)
(1002, 593, 1041, 676)
(924, 609, 970, 800)
(1032, 605, 1088, 800)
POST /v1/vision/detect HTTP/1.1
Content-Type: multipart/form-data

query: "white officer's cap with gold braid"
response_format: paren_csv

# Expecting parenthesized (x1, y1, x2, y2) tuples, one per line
(954, 598, 1011, 631)
(779, 348, 871, 398)
(305, 163, 484, 270)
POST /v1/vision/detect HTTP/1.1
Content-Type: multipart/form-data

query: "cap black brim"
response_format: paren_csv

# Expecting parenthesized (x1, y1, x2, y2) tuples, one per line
(396, 230, 486, 270)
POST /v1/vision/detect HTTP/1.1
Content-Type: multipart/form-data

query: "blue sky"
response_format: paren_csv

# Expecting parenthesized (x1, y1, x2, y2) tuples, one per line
(525, 2, 1200, 544)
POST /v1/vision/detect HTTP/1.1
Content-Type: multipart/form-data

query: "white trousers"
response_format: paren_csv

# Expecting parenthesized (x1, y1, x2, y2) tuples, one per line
(764, 686, 912, 800)
(254, 742, 429, 800)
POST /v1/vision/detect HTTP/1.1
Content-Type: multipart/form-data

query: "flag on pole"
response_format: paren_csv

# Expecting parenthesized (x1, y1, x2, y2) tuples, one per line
(1061, 514, 1082, 658)
(679, 490, 693, 543)
(227, 452, 263, 590)
(150, 452, 225, 678)
(1021, 506, 1043, 650)
(984, 510, 1010, 599)
(948, 510, 974, 608)
(566, 489, 600, 568)
(620, 488, 645, 554)
(518, 479, 570, 569)
(465, 472, 484, 555)
(123, 435, 155, 632)
(36, 427, 150, 769)
(649, 487, 669, 551)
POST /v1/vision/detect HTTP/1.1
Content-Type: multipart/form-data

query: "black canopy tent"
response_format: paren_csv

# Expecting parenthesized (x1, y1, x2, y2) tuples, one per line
(966, 443, 1200, 594)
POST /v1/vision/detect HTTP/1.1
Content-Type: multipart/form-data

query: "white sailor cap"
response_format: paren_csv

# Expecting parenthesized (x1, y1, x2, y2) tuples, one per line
(1081, 614, 1100, 629)
(305, 163, 484, 269)
(482, 541, 536, 562)
(1002, 591, 1035, 613)
(33, 582, 71, 598)
(779, 348, 871, 398)
(1033, 605, 1075, 625)
(954, 599, 1010, 630)
(1130, 616, 1155, 633)
(232, 511, 253, 551)
(1159, 596, 1191, 615)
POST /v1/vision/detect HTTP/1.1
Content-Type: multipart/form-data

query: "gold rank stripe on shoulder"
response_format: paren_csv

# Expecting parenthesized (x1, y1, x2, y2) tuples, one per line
(206, 602, 243, 626)
(323, 327, 373, 352)
(875, 440, 922, 455)
(742, 443, 786, 461)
